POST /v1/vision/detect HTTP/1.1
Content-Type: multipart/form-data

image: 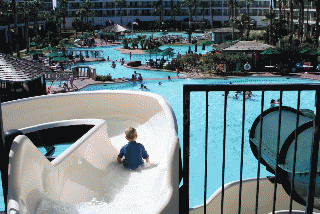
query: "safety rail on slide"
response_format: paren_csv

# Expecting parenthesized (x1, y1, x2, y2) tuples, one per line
(182, 83, 320, 214)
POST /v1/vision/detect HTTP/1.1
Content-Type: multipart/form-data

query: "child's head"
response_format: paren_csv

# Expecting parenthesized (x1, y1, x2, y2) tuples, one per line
(125, 127, 137, 141)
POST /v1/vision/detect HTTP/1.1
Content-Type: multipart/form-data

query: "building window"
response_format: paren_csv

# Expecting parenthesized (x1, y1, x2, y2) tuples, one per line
(94, 2, 102, 9)
(214, 1, 222, 7)
(213, 9, 222, 16)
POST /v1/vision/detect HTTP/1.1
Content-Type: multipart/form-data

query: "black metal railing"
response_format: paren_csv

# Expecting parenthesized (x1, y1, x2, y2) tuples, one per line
(182, 83, 320, 213)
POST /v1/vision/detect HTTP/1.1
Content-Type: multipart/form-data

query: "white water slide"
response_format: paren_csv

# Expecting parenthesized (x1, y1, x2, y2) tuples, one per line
(2, 91, 179, 213)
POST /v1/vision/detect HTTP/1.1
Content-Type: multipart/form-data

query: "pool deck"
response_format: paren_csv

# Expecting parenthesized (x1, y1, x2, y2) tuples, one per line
(46, 71, 320, 94)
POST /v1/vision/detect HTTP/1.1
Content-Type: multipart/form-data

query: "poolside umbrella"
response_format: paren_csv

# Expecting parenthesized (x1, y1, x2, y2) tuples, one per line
(47, 52, 63, 58)
(64, 43, 77, 48)
(300, 49, 320, 55)
(80, 33, 91, 39)
(27, 50, 42, 55)
(260, 49, 280, 65)
(50, 57, 70, 62)
(30, 42, 38, 47)
(42, 46, 56, 52)
(160, 30, 168, 35)
(260, 49, 281, 55)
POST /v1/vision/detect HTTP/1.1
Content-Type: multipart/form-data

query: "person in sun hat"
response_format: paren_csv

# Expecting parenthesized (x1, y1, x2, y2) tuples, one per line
(117, 127, 149, 170)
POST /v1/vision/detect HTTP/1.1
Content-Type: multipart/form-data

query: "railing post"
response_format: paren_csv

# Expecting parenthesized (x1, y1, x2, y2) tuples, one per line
(306, 89, 320, 213)
(204, 91, 209, 214)
(0, 99, 7, 212)
(183, 86, 190, 213)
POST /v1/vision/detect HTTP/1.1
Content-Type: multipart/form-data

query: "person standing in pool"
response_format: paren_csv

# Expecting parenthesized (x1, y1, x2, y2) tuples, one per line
(117, 127, 149, 170)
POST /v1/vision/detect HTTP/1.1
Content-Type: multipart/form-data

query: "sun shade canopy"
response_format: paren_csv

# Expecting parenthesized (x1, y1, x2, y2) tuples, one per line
(0, 54, 50, 82)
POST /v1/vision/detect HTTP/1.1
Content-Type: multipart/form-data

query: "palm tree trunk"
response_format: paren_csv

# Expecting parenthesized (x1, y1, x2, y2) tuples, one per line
(188, 6, 192, 43)
(24, 12, 29, 53)
(210, 0, 213, 30)
(7, 13, 13, 55)
(314, 0, 320, 48)
(63, 14, 66, 32)
(299, 0, 304, 42)
(12, 0, 19, 58)
(234, 0, 237, 18)
(289, 0, 293, 45)
(278, 0, 282, 19)
(246, 0, 250, 40)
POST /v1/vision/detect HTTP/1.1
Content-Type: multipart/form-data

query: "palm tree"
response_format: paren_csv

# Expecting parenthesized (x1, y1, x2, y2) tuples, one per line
(57, 0, 69, 32)
(229, 0, 235, 19)
(288, 0, 294, 45)
(11, 0, 20, 57)
(72, 18, 82, 39)
(263, 10, 276, 45)
(154, 0, 164, 24)
(210, 0, 213, 29)
(89, 10, 97, 34)
(199, 0, 208, 30)
(245, 0, 254, 40)
(76, 8, 86, 35)
(314, 0, 320, 48)
(170, 4, 177, 24)
(0, 0, 13, 55)
(31, 0, 44, 37)
(183, 0, 198, 43)
(297, 0, 305, 42)
(137, 35, 147, 50)
(42, 12, 49, 46)
(19, 1, 32, 53)
(115, 0, 126, 26)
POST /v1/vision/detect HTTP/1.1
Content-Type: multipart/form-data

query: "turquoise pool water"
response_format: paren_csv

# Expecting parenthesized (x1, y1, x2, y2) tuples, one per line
(125, 32, 205, 39)
(71, 44, 211, 79)
(4, 76, 318, 211)
(7, 34, 320, 210)
(80, 76, 318, 208)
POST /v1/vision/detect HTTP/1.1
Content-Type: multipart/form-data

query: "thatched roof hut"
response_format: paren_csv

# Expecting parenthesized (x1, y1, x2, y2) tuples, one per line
(213, 41, 274, 53)
(0, 54, 49, 102)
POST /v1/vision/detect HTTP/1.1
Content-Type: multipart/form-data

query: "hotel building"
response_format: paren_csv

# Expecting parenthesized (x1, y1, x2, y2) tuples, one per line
(61, 0, 272, 29)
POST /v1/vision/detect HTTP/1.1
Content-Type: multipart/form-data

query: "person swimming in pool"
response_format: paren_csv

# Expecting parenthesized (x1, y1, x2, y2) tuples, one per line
(233, 92, 239, 99)
(111, 61, 116, 68)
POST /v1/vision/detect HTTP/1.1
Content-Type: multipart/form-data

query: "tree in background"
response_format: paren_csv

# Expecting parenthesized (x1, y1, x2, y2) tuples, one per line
(314, 0, 320, 48)
(72, 18, 82, 39)
(182, 0, 198, 43)
(115, 0, 126, 26)
(154, 0, 164, 27)
(19, 1, 33, 53)
(57, 0, 68, 32)
(0, 0, 13, 55)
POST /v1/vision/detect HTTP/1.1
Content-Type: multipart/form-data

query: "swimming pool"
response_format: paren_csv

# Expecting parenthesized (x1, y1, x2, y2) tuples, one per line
(80, 76, 318, 208)
(125, 32, 206, 39)
(71, 44, 211, 79)
(3, 77, 318, 211)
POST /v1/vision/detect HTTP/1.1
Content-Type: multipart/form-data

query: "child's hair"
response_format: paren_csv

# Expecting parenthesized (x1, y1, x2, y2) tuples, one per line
(125, 127, 137, 140)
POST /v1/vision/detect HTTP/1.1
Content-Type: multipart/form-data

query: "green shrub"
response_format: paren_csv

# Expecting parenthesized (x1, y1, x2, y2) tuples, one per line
(96, 74, 113, 81)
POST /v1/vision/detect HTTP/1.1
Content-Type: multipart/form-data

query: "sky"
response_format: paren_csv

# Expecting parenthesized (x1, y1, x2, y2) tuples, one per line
(52, 0, 57, 9)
